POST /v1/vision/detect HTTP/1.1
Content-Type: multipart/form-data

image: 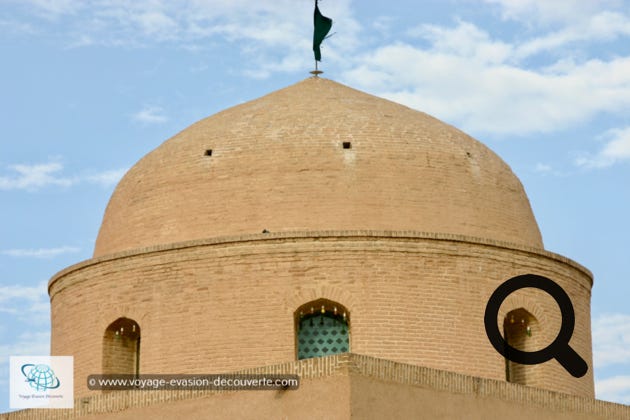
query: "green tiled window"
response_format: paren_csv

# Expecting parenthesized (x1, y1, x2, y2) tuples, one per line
(297, 314, 349, 360)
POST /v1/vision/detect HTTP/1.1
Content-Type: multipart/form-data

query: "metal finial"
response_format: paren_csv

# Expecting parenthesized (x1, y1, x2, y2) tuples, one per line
(310, 60, 323, 77)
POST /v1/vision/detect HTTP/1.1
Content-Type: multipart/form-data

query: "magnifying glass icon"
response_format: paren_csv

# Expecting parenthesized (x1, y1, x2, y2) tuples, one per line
(484, 274, 588, 378)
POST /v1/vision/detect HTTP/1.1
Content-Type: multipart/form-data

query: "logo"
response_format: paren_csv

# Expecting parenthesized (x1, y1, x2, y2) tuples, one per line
(484, 274, 588, 378)
(21, 364, 61, 391)
(10, 356, 74, 409)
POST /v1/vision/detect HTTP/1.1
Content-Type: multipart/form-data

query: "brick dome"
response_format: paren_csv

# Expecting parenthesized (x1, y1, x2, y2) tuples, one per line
(94, 77, 542, 257)
(52, 77, 594, 400)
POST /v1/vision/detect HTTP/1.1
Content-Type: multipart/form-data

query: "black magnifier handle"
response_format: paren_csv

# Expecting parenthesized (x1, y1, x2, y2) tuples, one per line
(555, 345, 588, 378)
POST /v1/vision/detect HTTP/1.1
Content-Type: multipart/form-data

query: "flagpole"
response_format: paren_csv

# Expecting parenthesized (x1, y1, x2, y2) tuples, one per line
(310, 0, 328, 77)
(310, 61, 323, 76)
(311, 12, 321, 76)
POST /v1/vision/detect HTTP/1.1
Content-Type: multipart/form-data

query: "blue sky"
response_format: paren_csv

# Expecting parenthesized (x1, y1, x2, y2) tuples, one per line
(1, 0, 629, 412)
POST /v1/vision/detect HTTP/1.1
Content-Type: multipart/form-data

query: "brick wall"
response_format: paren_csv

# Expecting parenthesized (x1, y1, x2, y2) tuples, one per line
(48, 231, 593, 399)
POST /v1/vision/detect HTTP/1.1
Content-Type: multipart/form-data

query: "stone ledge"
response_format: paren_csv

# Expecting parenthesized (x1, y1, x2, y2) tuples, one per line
(2, 354, 626, 420)
(48, 230, 592, 295)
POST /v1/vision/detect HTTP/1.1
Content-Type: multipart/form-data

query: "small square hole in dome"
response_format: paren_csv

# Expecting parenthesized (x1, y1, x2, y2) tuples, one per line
(204, 149, 213, 156)
(342, 142, 352, 149)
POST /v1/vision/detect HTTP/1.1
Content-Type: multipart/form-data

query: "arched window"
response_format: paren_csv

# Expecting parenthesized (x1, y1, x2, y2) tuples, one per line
(503, 308, 538, 385)
(295, 299, 349, 360)
(103, 318, 140, 376)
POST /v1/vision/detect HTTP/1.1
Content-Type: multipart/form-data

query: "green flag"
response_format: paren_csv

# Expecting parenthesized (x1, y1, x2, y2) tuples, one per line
(313, 1, 332, 62)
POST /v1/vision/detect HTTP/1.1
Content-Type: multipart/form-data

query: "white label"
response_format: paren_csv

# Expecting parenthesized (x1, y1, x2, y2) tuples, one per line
(9, 356, 74, 409)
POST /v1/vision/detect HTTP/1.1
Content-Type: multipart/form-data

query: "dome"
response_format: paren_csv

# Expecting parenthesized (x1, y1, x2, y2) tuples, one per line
(94, 77, 542, 257)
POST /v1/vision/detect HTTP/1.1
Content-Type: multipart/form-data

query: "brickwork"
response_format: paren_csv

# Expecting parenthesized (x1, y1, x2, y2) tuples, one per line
(94, 77, 543, 257)
(48, 231, 593, 399)
(102, 318, 140, 375)
(3, 354, 627, 420)
(29, 77, 605, 418)
(504, 308, 542, 386)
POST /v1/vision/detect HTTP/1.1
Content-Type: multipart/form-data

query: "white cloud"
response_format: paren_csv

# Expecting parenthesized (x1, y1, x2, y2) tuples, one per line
(533, 163, 570, 177)
(482, 0, 624, 25)
(0, 279, 50, 391)
(342, 15, 630, 136)
(596, 375, 630, 404)
(0, 330, 52, 394)
(373, 16, 395, 35)
(592, 313, 630, 368)
(592, 313, 630, 404)
(0, 282, 52, 402)
(0, 19, 36, 35)
(0, 246, 80, 259)
(85, 1, 265, 45)
(132, 106, 168, 124)
(6, 0, 359, 78)
(65, 34, 94, 48)
(0, 162, 75, 191)
(514, 11, 630, 59)
(0, 161, 128, 191)
(13, 0, 81, 18)
(0, 283, 45, 303)
(0, 331, 51, 363)
(534, 163, 552, 173)
(576, 127, 630, 168)
(0, 282, 50, 325)
(87, 168, 128, 186)
(4, 0, 630, 146)
(408, 21, 513, 64)
(136, 11, 178, 40)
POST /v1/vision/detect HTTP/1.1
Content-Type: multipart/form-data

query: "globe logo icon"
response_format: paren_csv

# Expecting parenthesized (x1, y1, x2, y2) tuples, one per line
(21, 364, 61, 391)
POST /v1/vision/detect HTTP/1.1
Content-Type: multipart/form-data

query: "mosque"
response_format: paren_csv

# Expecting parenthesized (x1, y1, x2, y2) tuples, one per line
(4, 77, 630, 419)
